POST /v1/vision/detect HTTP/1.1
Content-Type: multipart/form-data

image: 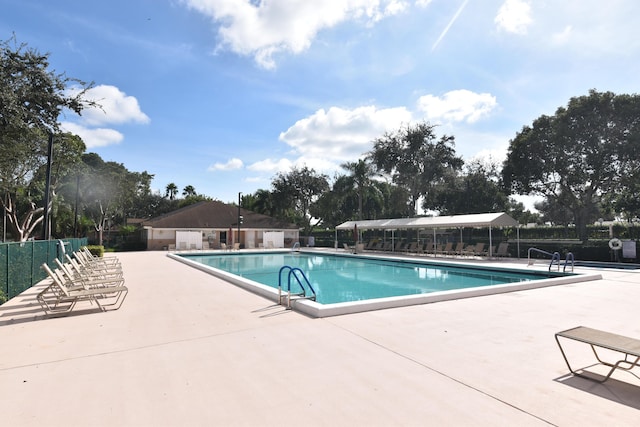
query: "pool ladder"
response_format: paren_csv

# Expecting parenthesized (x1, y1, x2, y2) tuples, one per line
(528, 247, 574, 272)
(278, 265, 316, 308)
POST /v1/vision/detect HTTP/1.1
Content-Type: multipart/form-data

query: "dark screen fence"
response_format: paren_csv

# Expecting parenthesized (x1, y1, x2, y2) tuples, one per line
(0, 238, 88, 300)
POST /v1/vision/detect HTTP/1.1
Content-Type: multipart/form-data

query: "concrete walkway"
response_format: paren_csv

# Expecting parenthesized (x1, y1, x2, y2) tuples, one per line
(1, 251, 639, 426)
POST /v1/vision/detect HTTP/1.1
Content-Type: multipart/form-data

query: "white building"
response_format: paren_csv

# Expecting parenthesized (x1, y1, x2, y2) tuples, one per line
(142, 201, 300, 250)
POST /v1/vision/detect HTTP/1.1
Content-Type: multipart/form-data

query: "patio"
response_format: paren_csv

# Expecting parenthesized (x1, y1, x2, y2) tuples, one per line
(1, 250, 639, 426)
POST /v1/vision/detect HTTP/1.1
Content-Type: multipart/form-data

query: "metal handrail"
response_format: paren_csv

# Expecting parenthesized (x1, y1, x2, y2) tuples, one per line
(527, 247, 555, 265)
(291, 242, 301, 252)
(564, 252, 574, 273)
(278, 265, 316, 308)
(550, 251, 561, 271)
(528, 247, 575, 272)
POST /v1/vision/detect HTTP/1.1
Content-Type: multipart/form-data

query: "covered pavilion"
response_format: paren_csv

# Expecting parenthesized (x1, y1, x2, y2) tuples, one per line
(335, 212, 520, 257)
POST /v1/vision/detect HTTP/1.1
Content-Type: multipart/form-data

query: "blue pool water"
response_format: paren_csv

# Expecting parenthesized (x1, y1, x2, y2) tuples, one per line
(181, 252, 567, 304)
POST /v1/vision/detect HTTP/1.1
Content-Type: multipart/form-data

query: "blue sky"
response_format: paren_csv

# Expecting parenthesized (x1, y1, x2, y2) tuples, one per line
(2, 0, 639, 208)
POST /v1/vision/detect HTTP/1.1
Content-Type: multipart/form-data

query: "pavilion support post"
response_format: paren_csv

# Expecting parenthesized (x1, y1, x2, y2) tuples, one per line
(488, 225, 493, 257)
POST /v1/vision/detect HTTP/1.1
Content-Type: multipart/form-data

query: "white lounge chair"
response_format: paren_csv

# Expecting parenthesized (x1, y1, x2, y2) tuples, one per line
(38, 264, 128, 316)
(58, 257, 124, 287)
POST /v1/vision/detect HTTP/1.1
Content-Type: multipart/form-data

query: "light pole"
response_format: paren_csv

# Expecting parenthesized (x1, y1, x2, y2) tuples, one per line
(237, 192, 242, 249)
(42, 132, 54, 240)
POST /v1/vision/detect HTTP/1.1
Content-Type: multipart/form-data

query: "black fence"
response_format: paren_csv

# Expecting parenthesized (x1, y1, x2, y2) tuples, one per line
(0, 238, 88, 300)
(307, 225, 638, 263)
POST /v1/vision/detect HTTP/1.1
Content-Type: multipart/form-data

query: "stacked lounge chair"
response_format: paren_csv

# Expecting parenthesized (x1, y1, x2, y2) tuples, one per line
(37, 249, 127, 316)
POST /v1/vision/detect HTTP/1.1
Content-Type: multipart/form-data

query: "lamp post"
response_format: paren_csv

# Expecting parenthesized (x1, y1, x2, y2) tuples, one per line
(42, 132, 54, 240)
(237, 192, 242, 250)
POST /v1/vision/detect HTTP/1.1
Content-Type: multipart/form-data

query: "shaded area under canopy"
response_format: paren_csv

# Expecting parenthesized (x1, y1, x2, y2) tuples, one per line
(335, 212, 520, 257)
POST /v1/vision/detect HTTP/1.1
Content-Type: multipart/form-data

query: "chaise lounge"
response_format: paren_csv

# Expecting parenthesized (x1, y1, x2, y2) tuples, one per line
(555, 326, 640, 383)
(38, 263, 128, 316)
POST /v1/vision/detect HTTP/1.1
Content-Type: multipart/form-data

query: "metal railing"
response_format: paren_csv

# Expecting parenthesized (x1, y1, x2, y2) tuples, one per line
(277, 265, 316, 308)
(527, 247, 574, 272)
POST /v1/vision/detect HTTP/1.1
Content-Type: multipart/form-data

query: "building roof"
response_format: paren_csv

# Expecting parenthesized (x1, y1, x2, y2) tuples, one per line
(142, 201, 299, 230)
(335, 212, 519, 230)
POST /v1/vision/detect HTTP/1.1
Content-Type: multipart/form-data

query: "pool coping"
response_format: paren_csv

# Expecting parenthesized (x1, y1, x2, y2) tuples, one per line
(167, 250, 603, 318)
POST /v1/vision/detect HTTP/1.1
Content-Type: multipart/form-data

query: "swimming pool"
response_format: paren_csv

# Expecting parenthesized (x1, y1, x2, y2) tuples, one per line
(170, 250, 602, 317)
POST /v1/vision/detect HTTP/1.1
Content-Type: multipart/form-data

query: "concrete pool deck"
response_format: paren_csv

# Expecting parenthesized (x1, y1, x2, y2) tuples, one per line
(1, 249, 639, 426)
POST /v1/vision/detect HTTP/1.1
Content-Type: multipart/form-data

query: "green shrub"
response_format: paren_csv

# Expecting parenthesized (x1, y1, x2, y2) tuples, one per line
(84, 245, 105, 257)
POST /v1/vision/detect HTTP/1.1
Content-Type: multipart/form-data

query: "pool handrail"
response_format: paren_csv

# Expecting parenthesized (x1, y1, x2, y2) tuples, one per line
(550, 251, 561, 271)
(291, 242, 301, 252)
(528, 247, 575, 272)
(277, 265, 316, 308)
(564, 252, 574, 273)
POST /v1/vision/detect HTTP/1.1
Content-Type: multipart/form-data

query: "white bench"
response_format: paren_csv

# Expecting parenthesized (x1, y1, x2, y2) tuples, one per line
(555, 326, 640, 382)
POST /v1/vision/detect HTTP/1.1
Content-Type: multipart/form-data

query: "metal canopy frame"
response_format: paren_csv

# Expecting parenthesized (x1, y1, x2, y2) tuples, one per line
(335, 212, 520, 257)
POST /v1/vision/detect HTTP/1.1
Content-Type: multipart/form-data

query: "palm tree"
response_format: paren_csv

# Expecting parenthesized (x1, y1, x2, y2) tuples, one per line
(341, 158, 379, 220)
(251, 189, 274, 216)
(182, 185, 197, 197)
(165, 183, 178, 200)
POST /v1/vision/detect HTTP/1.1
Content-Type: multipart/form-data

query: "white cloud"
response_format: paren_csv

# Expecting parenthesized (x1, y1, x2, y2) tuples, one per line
(551, 25, 572, 45)
(495, 0, 532, 35)
(274, 92, 497, 175)
(209, 158, 244, 171)
(75, 85, 150, 126)
(181, 0, 407, 69)
(415, 0, 432, 8)
(259, 89, 500, 180)
(417, 90, 497, 124)
(60, 121, 124, 148)
(279, 105, 412, 161)
(247, 158, 293, 173)
(62, 84, 149, 148)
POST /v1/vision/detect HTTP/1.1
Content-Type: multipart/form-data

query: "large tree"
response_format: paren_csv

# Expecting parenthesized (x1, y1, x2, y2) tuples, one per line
(77, 153, 154, 246)
(369, 121, 463, 216)
(502, 90, 640, 241)
(1, 131, 85, 240)
(340, 158, 380, 220)
(431, 159, 508, 215)
(271, 165, 329, 234)
(245, 189, 275, 217)
(0, 36, 95, 240)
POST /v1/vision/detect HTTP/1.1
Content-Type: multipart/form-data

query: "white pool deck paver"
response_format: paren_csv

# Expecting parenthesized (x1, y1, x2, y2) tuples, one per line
(1, 250, 639, 426)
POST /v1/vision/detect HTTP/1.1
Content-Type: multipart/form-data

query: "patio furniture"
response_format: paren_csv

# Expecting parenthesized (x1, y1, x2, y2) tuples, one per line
(77, 248, 121, 269)
(343, 243, 356, 253)
(411, 243, 425, 254)
(57, 258, 124, 287)
(495, 242, 511, 257)
(462, 243, 485, 257)
(441, 242, 454, 255)
(38, 263, 128, 316)
(555, 326, 640, 383)
(67, 253, 122, 278)
(450, 242, 465, 256)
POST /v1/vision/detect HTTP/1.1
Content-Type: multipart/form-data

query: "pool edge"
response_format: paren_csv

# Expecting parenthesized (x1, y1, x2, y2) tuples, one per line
(168, 251, 603, 318)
